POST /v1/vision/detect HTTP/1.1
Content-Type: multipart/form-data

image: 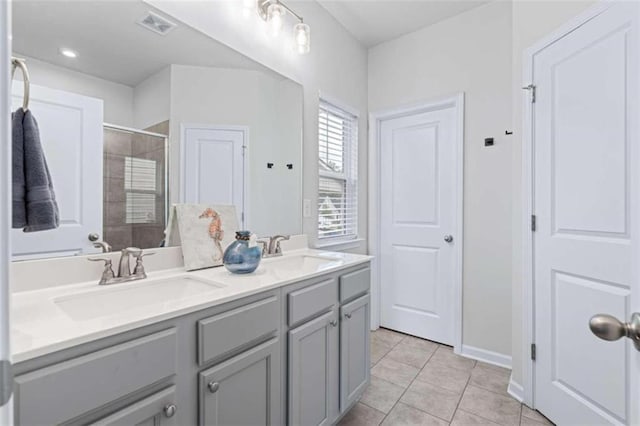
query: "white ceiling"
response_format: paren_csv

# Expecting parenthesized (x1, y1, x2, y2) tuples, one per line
(316, 0, 490, 47)
(12, 0, 271, 87)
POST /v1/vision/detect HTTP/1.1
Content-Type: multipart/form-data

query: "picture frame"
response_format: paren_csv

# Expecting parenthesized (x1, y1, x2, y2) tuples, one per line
(167, 204, 240, 271)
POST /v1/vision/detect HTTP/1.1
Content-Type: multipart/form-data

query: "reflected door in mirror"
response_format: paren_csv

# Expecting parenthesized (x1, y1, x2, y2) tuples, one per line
(182, 125, 245, 228)
(11, 84, 103, 260)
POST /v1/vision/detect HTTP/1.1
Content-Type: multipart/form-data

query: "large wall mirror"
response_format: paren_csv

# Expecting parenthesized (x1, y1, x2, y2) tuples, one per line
(11, 0, 303, 260)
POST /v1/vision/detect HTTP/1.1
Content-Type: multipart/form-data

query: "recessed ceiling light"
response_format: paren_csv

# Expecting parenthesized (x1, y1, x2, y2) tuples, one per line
(59, 48, 78, 59)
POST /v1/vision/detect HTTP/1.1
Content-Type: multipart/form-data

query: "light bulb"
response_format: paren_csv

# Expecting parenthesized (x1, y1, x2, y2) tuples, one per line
(268, 3, 285, 36)
(294, 23, 310, 54)
(59, 48, 78, 58)
(242, 0, 255, 18)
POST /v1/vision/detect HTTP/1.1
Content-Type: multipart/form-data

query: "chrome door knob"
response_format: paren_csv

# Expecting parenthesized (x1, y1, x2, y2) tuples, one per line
(589, 312, 640, 351)
(329, 320, 338, 327)
(208, 381, 220, 393)
(163, 404, 177, 418)
(88, 232, 100, 242)
(444, 235, 454, 243)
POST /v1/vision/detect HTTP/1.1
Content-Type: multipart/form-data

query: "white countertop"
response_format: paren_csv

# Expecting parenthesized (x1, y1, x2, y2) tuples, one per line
(11, 249, 372, 363)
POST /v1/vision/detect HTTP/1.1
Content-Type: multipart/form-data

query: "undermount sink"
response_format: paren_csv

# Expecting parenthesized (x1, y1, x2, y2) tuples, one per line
(265, 254, 343, 276)
(54, 276, 226, 321)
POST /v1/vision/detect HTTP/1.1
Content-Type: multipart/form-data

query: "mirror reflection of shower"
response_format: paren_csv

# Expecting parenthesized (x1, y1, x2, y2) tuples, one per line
(103, 123, 168, 252)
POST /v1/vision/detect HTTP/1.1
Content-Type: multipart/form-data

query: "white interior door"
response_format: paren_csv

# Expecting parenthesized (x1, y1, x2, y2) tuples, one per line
(379, 102, 461, 345)
(11, 83, 103, 260)
(181, 124, 245, 227)
(533, 2, 640, 424)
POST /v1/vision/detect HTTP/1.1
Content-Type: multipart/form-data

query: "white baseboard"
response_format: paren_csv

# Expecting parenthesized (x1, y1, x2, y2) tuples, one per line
(458, 344, 512, 369)
(507, 374, 524, 402)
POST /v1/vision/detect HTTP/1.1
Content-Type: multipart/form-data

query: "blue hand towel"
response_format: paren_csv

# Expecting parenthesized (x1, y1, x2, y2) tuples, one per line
(12, 108, 60, 232)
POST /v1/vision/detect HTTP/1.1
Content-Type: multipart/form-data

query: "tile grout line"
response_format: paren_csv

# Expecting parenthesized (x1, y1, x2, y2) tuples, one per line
(367, 329, 417, 424)
(366, 330, 526, 426)
(449, 365, 472, 423)
(374, 339, 444, 424)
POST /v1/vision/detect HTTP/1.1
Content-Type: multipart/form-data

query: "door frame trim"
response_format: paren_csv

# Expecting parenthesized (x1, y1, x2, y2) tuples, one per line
(0, 0, 13, 422)
(179, 123, 250, 229)
(368, 93, 464, 353)
(520, 0, 617, 409)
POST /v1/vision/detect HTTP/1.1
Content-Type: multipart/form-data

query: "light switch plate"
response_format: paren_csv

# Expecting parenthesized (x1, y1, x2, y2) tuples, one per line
(303, 199, 311, 217)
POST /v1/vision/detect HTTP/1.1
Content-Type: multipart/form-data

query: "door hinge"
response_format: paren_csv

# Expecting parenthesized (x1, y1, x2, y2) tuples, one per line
(0, 360, 13, 405)
(531, 343, 537, 361)
(523, 84, 536, 103)
(531, 214, 537, 232)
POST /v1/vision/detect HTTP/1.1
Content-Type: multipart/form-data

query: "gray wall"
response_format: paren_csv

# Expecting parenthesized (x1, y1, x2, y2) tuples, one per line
(368, 1, 514, 358)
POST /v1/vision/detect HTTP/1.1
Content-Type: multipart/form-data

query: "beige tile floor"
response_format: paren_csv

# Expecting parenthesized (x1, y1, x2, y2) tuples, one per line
(339, 328, 554, 426)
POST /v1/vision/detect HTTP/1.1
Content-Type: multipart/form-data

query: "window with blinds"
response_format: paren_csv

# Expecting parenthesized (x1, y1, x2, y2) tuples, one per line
(125, 156, 157, 224)
(318, 99, 358, 241)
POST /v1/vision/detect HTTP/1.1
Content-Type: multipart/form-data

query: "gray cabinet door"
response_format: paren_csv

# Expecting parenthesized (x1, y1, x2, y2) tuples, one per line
(288, 310, 339, 426)
(340, 294, 370, 411)
(199, 337, 281, 426)
(90, 386, 177, 426)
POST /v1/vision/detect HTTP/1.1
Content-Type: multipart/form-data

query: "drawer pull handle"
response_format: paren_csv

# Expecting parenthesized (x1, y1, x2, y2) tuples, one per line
(208, 381, 220, 393)
(330, 320, 338, 327)
(163, 404, 177, 418)
(345, 313, 352, 319)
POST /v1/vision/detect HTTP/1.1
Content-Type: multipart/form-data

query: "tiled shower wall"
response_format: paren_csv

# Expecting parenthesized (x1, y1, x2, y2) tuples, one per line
(103, 121, 168, 251)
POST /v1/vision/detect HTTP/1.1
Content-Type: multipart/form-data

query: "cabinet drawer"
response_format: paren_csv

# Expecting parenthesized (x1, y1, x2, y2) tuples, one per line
(288, 278, 337, 326)
(91, 386, 177, 426)
(339, 267, 370, 303)
(198, 295, 279, 366)
(15, 329, 177, 426)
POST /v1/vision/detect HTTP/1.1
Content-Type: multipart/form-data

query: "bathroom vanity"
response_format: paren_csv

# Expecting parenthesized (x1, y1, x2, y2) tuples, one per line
(7, 3, 370, 424)
(10, 249, 371, 425)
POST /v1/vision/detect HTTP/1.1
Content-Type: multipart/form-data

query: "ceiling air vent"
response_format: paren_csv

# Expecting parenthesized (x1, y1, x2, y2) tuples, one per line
(137, 11, 177, 36)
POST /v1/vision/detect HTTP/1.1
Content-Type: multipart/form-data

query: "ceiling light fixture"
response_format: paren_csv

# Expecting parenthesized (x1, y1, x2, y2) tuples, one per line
(59, 48, 78, 59)
(267, 3, 286, 36)
(256, 0, 310, 54)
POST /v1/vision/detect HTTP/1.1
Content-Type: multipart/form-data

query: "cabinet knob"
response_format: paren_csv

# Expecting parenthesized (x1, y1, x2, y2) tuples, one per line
(345, 313, 352, 319)
(163, 404, 177, 418)
(208, 381, 220, 393)
(330, 320, 338, 327)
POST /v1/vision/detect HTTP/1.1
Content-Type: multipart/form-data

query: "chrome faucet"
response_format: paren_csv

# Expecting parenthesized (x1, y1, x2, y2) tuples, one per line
(258, 235, 290, 258)
(89, 247, 154, 285)
(118, 247, 140, 279)
(92, 241, 112, 253)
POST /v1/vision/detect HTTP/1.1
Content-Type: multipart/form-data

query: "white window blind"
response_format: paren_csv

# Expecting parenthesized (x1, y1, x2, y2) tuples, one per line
(125, 157, 157, 224)
(318, 99, 358, 240)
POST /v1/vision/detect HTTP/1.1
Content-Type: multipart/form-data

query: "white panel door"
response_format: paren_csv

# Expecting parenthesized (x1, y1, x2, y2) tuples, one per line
(11, 84, 103, 259)
(182, 125, 245, 227)
(380, 105, 459, 345)
(533, 3, 640, 424)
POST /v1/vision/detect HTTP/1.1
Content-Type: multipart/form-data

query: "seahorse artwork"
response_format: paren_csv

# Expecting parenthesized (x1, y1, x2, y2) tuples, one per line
(199, 208, 224, 261)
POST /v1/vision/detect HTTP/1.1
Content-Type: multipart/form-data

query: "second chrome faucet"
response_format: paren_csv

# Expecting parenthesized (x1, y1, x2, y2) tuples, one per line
(257, 235, 290, 258)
